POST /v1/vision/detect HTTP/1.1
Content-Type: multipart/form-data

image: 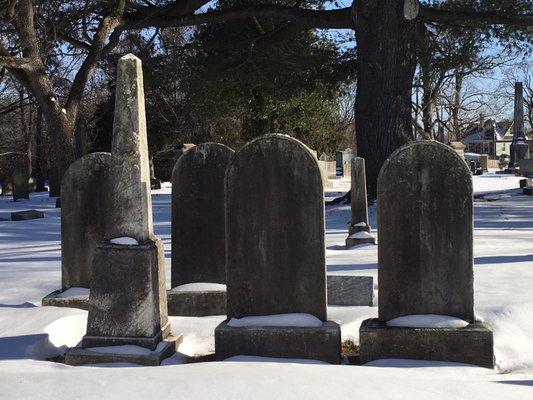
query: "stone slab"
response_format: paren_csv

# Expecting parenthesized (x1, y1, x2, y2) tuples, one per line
(12, 168, 29, 201)
(327, 275, 373, 306)
(215, 320, 341, 364)
(11, 210, 44, 221)
(349, 157, 371, 235)
(359, 318, 494, 368)
(523, 186, 533, 196)
(42, 290, 89, 311)
(65, 335, 181, 366)
(167, 290, 226, 316)
(84, 238, 169, 350)
(345, 236, 376, 248)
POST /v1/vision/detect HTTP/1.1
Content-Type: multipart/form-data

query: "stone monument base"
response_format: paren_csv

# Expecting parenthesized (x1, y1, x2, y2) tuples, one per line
(523, 186, 533, 196)
(83, 320, 171, 349)
(42, 289, 90, 310)
(345, 235, 376, 248)
(327, 275, 373, 306)
(346, 224, 376, 248)
(359, 319, 494, 368)
(84, 238, 171, 350)
(215, 320, 341, 364)
(167, 290, 226, 316)
(65, 335, 181, 366)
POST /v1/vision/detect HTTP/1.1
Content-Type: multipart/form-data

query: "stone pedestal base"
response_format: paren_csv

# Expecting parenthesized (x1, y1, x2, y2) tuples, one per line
(345, 236, 376, 248)
(65, 335, 181, 366)
(167, 290, 226, 316)
(327, 275, 373, 306)
(359, 319, 494, 368)
(215, 320, 341, 364)
(346, 224, 375, 248)
(42, 290, 89, 310)
(84, 238, 170, 351)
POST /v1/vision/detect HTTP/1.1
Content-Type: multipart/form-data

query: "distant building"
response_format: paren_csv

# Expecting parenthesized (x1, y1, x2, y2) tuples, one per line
(461, 119, 532, 158)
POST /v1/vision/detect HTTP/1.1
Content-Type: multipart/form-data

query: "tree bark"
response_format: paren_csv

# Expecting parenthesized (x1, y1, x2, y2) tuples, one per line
(451, 66, 464, 142)
(354, 0, 417, 199)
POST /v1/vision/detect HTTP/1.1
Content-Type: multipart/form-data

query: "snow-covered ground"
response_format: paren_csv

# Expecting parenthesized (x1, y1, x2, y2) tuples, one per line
(0, 173, 532, 399)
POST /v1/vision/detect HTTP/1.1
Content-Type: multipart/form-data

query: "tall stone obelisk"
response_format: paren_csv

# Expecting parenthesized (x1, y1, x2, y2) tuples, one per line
(66, 55, 179, 366)
(510, 82, 530, 168)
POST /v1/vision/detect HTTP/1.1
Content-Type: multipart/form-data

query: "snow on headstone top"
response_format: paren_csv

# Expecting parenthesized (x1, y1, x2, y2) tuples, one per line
(110, 237, 139, 246)
(387, 314, 469, 329)
(227, 313, 323, 328)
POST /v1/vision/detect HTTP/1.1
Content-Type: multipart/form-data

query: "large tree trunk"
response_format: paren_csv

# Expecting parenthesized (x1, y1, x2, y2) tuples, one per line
(354, 0, 417, 199)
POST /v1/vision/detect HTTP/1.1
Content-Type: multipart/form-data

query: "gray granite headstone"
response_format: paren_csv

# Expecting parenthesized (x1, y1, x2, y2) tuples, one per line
(377, 141, 474, 322)
(171, 143, 234, 288)
(225, 134, 327, 321)
(61, 152, 112, 290)
(12, 169, 29, 201)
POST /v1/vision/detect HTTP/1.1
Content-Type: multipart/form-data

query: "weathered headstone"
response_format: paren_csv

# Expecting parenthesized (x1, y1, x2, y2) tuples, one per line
(215, 134, 340, 364)
(60, 154, 112, 289)
(346, 157, 375, 248)
(12, 169, 29, 201)
(327, 275, 373, 306)
(168, 142, 234, 316)
(149, 155, 161, 190)
(10, 209, 44, 221)
(359, 141, 493, 368)
(336, 148, 355, 176)
(42, 153, 111, 310)
(66, 54, 179, 366)
(48, 167, 61, 197)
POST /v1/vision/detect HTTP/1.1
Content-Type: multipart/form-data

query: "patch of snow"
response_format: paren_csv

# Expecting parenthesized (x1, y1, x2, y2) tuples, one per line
(44, 314, 87, 348)
(387, 314, 469, 329)
(354, 221, 367, 227)
(110, 236, 138, 245)
(225, 355, 328, 365)
(56, 287, 89, 298)
(228, 313, 323, 328)
(61, 108, 67, 115)
(170, 283, 226, 293)
(484, 194, 511, 201)
(349, 231, 374, 239)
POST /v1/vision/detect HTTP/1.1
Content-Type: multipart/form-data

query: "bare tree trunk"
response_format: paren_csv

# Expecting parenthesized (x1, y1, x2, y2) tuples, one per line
(354, 0, 417, 198)
(33, 107, 46, 192)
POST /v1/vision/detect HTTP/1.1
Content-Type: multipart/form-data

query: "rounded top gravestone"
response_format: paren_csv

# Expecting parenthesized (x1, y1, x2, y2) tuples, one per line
(12, 168, 29, 201)
(61, 152, 112, 290)
(377, 140, 474, 322)
(171, 143, 234, 288)
(225, 134, 327, 321)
